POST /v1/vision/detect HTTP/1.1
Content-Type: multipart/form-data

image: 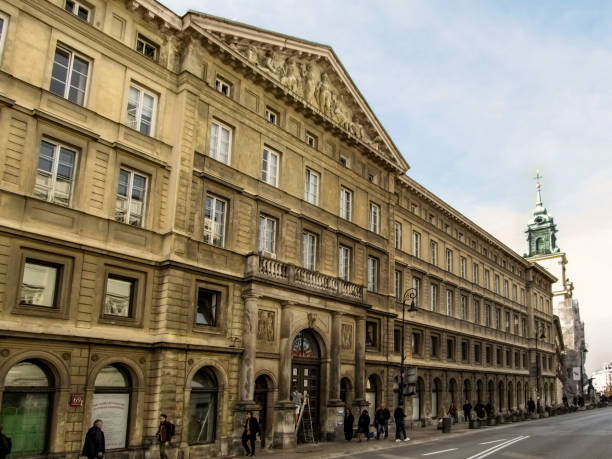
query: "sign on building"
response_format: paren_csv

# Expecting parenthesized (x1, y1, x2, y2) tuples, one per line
(572, 367, 581, 381)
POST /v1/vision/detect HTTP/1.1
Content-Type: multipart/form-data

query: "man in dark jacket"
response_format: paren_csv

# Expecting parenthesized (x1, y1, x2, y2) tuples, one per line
(393, 405, 409, 442)
(527, 398, 536, 414)
(82, 420, 105, 459)
(241, 411, 260, 457)
(156, 414, 174, 459)
(0, 424, 12, 459)
(462, 400, 472, 422)
(343, 408, 355, 441)
(374, 404, 391, 439)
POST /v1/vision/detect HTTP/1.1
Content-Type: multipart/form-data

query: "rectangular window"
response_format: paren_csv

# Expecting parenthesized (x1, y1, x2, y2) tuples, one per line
(393, 327, 402, 354)
(514, 314, 519, 335)
(460, 257, 467, 279)
(505, 311, 510, 332)
(0, 12, 7, 60)
(412, 231, 421, 258)
(512, 284, 518, 301)
(485, 304, 491, 327)
(136, 34, 158, 60)
(412, 332, 422, 356)
(340, 187, 352, 220)
(203, 195, 227, 247)
(486, 346, 492, 365)
(473, 263, 479, 284)
(305, 131, 318, 148)
(215, 76, 232, 96)
(430, 284, 438, 312)
(50, 46, 89, 106)
(484, 269, 490, 289)
(412, 277, 421, 307)
(369, 202, 380, 233)
(127, 84, 156, 136)
(65, 0, 91, 21)
(460, 295, 467, 320)
(394, 222, 402, 249)
(115, 168, 147, 227)
(431, 335, 439, 358)
(339, 154, 350, 168)
(338, 246, 351, 281)
(515, 351, 520, 368)
(496, 347, 502, 366)
(474, 343, 482, 363)
(446, 249, 453, 272)
(446, 290, 454, 316)
(506, 349, 511, 368)
(504, 279, 509, 298)
(34, 140, 77, 206)
(495, 308, 501, 329)
(104, 275, 135, 317)
(195, 288, 218, 326)
(258, 215, 277, 255)
(394, 269, 402, 301)
(446, 338, 454, 360)
(366, 320, 378, 348)
(209, 121, 232, 164)
(430, 240, 438, 265)
(494, 275, 500, 294)
(302, 231, 317, 271)
(522, 353, 527, 369)
(261, 148, 279, 186)
(520, 288, 525, 305)
(473, 299, 481, 324)
(20, 260, 60, 308)
(265, 106, 279, 125)
(304, 169, 320, 205)
(522, 317, 527, 337)
(367, 256, 378, 292)
(461, 341, 468, 362)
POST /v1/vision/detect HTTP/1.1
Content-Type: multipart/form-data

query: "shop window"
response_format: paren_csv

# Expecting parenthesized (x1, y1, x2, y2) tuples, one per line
(93, 365, 131, 449)
(189, 367, 218, 444)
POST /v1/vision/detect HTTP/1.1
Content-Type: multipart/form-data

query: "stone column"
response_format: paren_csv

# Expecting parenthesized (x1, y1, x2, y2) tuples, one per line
(326, 312, 344, 441)
(352, 316, 368, 418)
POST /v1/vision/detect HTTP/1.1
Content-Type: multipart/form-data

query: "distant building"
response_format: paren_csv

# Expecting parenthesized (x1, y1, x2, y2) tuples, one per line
(592, 363, 612, 394)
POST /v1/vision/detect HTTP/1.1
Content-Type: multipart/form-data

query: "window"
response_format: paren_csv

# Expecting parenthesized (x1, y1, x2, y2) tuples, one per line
(367, 257, 378, 292)
(446, 249, 453, 272)
(494, 275, 500, 294)
(411, 203, 418, 214)
(506, 349, 511, 367)
(504, 279, 509, 298)
(0, 12, 8, 61)
(367, 172, 378, 184)
(265, 106, 279, 125)
(195, 288, 218, 326)
(485, 304, 491, 327)
(521, 317, 527, 337)
(340, 187, 352, 220)
(505, 311, 510, 332)
(431, 335, 439, 358)
(460, 295, 467, 320)
(412, 277, 421, 307)
(446, 338, 455, 360)
(474, 343, 482, 363)
(34, 140, 77, 206)
(338, 246, 351, 281)
(136, 34, 158, 60)
(412, 231, 421, 258)
(484, 269, 490, 289)
(473, 300, 481, 324)
(548, 355, 552, 371)
(214, 76, 231, 96)
(496, 347, 502, 366)
(522, 353, 527, 369)
(126, 84, 156, 135)
(304, 169, 320, 205)
(412, 332, 422, 356)
(50, 46, 89, 106)
(461, 341, 468, 362)
(430, 284, 438, 312)
(428, 214, 435, 225)
(365, 321, 378, 348)
(495, 308, 501, 329)
(209, 121, 232, 164)
(20, 260, 60, 308)
(305, 131, 318, 148)
(203, 195, 227, 247)
(515, 351, 520, 368)
(512, 284, 518, 301)
(513, 314, 519, 335)
(103, 275, 135, 318)
(520, 288, 525, 305)
(460, 257, 467, 279)
(446, 290, 454, 316)
(473, 263, 479, 284)
(393, 327, 402, 353)
(339, 154, 350, 168)
(258, 215, 277, 255)
(93, 365, 131, 449)
(394, 222, 402, 249)
(430, 240, 438, 265)
(261, 148, 279, 186)
(65, 0, 91, 21)
(189, 367, 218, 444)
(486, 346, 492, 365)
(394, 270, 402, 301)
(115, 168, 147, 226)
(369, 202, 380, 233)
(302, 231, 317, 271)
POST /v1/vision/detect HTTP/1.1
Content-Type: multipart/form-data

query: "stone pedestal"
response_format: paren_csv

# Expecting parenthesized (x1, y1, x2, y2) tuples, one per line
(232, 401, 262, 456)
(325, 399, 345, 441)
(272, 401, 297, 449)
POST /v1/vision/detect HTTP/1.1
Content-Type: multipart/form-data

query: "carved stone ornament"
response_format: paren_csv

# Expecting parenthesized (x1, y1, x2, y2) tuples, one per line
(0, 349, 9, 358)
(307, 312, 317, 330)
(188, 358, 194, 365)
(257, 310, 275, 342)
(341, 323, 353, 350)
(62, 352, 71, 361)
(90, 354, 99, 362)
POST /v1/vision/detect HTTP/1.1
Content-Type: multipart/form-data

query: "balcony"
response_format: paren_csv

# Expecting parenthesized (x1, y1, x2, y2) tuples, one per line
(245, 253, 364, 302)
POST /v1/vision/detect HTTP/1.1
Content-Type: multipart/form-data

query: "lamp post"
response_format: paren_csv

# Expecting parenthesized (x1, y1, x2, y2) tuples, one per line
(534, 323, 546, 401)
(400, 288, 418, 401)
(580, 341, 588, 397)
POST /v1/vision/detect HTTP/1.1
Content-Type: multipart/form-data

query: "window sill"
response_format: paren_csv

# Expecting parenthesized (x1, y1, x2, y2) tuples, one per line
(99, 314, 143, 328)
(13, 303, 69, 319)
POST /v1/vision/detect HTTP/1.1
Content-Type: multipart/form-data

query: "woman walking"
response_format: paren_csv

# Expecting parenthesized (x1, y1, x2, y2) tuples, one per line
(357, 409, 370, 442)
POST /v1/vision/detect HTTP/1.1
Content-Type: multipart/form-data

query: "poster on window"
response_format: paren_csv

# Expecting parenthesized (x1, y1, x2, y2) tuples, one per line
(92, 393, 129, 450)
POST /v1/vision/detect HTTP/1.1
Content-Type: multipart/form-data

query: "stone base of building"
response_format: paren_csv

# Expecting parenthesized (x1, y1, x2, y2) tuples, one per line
(324, 399, 346, 441)
(273, 401, 298, 449)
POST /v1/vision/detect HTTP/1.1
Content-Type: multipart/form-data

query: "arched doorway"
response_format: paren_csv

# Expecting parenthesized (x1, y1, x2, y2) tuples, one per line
(340, 377, 353, 406)
(93, 364, 132, 450)
(488, 380, 495, 404)
(448, 378, 457, 404)
(507, 382, 514, 411)
(476, 380, 483, 404)
(463, 379, 472, 404)
(497, 381, 504, 412)
(432, 378, 441, 418)
(0, 360, 54, 456)
(365, 375, 379, 423)
(524, 383, 530, 407)
(188, 366, 218, 444)
(254, 375, 272, 448)
(412, 377, 423, 421)
(291, 329, 321, 442)
(517, 382, 522, 408)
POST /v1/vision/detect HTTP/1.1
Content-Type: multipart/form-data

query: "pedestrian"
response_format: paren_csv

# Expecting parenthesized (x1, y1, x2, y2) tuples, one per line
(475, 402, 485, 419)
(393, 404, 409, 442)
(448, 402, 458, 423)
(241, 411, 260, 457)
(156, 414, 174, 459)
(374, 404, 390, 439)
(82, 419, 105, 459)
(291, 387, 303, 425)
(357, 409, 370, 442)
(462, 400, 472, 422)
(0, 425, 12, 459)
(343, 408, 354, 441)
(527, 398, 535, 414)
(562, 394, 568, 407)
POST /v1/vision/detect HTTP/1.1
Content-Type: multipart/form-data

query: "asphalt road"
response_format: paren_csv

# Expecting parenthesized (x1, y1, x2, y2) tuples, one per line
(347, 408, 612, 459)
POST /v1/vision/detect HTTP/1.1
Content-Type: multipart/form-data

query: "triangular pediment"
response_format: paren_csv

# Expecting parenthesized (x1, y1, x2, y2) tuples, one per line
(186, 13, 408, 172)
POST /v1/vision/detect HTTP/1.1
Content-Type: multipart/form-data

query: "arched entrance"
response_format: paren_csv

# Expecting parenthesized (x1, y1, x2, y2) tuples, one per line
(507, 381, 514, 411)
(93, 364, 132, 450)
(448, 378, 457, 404)
(366, 375, 379, 423)
(463, 379, 472, 403)
(432, 378, 441, 418)
(476, 380, 483, 404)
(188, 366, 219, 444)
(497, 381, 504, 412)
(291, 329, 321, 443)
(254, 375, 272, 448)
(412, 377, 424, 421)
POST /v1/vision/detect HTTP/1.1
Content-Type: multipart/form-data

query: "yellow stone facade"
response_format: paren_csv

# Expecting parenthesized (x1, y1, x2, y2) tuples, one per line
(0, 1, 558, 458)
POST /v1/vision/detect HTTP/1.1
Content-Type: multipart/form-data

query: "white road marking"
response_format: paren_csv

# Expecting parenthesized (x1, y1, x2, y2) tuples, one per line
(467, 435, 530, 459)
(422, 448, 459, 456)
(478, 438, 507, 445)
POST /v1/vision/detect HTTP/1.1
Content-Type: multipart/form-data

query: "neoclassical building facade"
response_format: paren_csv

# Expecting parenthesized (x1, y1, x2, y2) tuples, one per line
(0, 1, 558, 458)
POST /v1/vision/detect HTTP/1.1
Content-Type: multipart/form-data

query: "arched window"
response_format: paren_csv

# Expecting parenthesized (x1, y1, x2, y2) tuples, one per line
(463, 379, 472, 403)
(189, 367, 218, 444)
(517, 382, 522, 408)
(412, 378, 423, 421)
(535, 238, 544, 253)
(0, 361, 54, 456)
(93, 365, 131, 450)
(448, 378, 457, 403)
(365, 375, 378, 422)
(431, 379, 440, 418)
(292, 330, 320, 359)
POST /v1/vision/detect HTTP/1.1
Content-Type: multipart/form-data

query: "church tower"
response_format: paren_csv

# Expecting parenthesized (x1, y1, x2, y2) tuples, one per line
(525, 171, 561, 257)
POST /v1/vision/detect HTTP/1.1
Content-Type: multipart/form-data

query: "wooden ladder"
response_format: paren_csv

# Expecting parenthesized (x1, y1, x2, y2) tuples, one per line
(302, 394, 316, 444)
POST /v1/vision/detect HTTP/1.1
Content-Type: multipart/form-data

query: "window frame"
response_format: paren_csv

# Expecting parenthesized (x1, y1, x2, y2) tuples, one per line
(99, 266, 146, 327)
(394, 222, 402, 249)
(305, 131, 318, 148)
(430, 240, 437, 265)
(261, 147, 280, 187)
(445, 249, 453, 272)
(194, 287, 220, 328)
(64, 0, 92, 22)
(102, 274, 137, 319)
(49, 45, 90, 106)
(34, 139, 78, 207)
(446, 289, 454, 316)
(0, 11, 9, 61)
(340, 187, 352, 221)
(338, 245, 351, 281)
(412, 231, 421, 258)
(367, 256, 378, 292)
(126, 83, 158, 136)
(114, 167, 148, 227)
(301, 230, 317, 271)
(214, 75, 232, 97)
(369, 202, 380, 233)
(304, 168, 320, 205)
(135, 34, 159, 60)
(394, 269, 402, 301)
(264, 106, 280, 125)
(430, 283, 438, 312)
(209, 120, 233, 165)
(258, 214, 278, 257)
(203, 194, 228, 248)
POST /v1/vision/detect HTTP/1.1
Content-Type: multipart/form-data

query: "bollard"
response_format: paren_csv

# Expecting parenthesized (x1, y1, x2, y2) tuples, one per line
(442, 417, 451, 433)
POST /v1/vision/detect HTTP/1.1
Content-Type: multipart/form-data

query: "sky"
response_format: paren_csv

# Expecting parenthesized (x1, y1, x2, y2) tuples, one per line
(161, 0, 610, 373)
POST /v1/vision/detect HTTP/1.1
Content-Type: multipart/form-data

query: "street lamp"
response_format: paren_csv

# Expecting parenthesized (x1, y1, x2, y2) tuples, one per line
(535, 323, 546, 401)
(580, 341, 588, 397)
(400, 288, 418, 400)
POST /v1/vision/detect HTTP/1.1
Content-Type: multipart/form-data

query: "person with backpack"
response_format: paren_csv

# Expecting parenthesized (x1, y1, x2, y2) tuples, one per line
(156, 414, 175, 459)
(0, 424, 12, 459)
(82, 419, 105, 459)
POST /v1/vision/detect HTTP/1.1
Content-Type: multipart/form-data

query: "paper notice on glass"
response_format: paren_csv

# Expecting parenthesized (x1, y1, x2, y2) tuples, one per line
(92, 393, 130, 450)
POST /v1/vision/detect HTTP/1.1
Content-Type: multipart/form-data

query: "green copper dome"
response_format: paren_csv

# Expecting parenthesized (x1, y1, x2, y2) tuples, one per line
(525, 171, 560, 256)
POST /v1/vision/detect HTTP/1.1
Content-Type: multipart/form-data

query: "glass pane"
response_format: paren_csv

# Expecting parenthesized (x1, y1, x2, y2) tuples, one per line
(191, 368, 217, 389)
(292, 331, 319, 358)
(50, 49, 70, 96)
(94, 366, 128, 387)
(127, 87, 139, 129)
(117, 169, 129, 197)
(0, 392, 50, 456)
(34, 172, 51, 201)
(209, 123, 219, 158)
(77, 6, 89, 20)
(104, 277, 133, 317)
(57, 147, 75, 180)
(20, 262, 58, 307)
(37, 141, 55, 173)
(115, 196, 127, 223)
(91, 393, 129, 450)
(196, 289, 217, 326)
(219, 127, 230, 163)
(188, 391, 216, 443)
(65, 0, 75, 12)
(5, 362, 50, 387)
(132, 174, 146, 200)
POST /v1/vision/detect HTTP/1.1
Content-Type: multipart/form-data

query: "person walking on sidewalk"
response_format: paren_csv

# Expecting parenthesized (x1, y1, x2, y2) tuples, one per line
(156, 414, 175, 459)
(393, 404, 409, 442)
(357, 409, 370, 442)
(374, 404, 390, 439)
(462, 400, 472, 422)
(448, 402, 458, 423)
(241, 411, 260, 457)
(82, 420, 105, 459)
(344, 408, 355, 441)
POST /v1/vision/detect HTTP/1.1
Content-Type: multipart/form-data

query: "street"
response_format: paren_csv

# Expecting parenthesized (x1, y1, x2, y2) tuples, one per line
(344, 409, 612, 459)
